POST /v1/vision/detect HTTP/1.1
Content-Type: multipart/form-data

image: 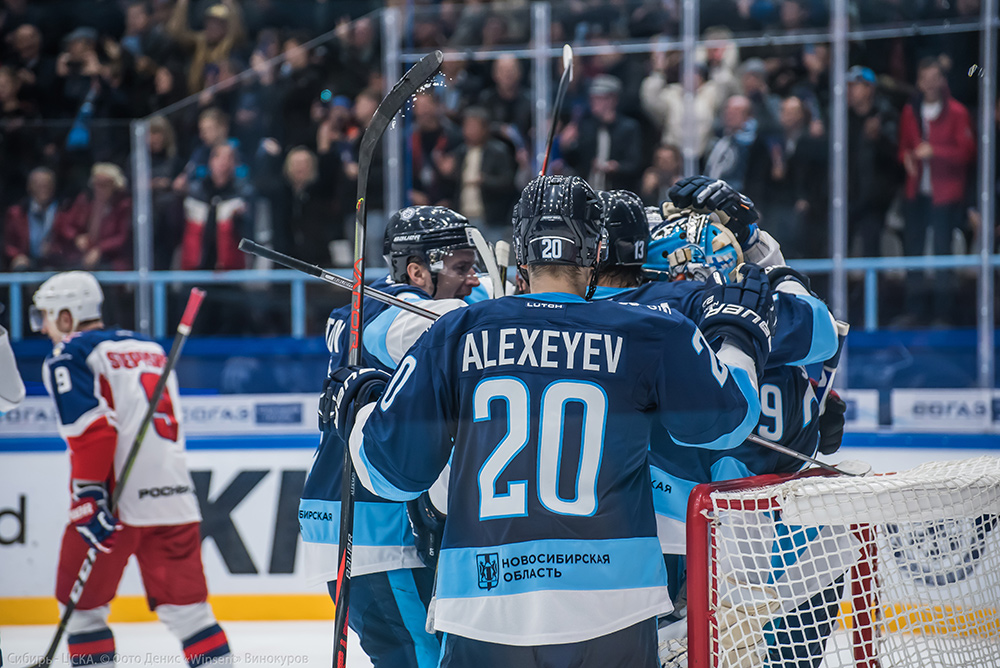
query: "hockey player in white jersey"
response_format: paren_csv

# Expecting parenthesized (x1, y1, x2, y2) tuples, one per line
(33, 272, 230, 668)
(0, 303, 26, 412)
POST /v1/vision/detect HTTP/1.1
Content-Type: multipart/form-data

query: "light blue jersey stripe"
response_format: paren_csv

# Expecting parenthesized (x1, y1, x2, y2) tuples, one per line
(786, 294, 838, 366)
(365, 308, 400, 369)
(436, 536, 666, 598)
(650, 465, 699, 522)
(298, 499, 414, 548)
(672, 366, 760, 450)
(386, 569, 440, 668)
(357, 438, 422, 501)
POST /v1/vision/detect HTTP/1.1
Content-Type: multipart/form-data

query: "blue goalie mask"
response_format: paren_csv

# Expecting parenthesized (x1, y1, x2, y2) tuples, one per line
(643, 209, 743, 282)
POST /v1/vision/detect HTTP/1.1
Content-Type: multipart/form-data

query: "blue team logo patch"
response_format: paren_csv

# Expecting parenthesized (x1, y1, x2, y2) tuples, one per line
(254, 403, 303, 425)
(477, 553, 500, 591)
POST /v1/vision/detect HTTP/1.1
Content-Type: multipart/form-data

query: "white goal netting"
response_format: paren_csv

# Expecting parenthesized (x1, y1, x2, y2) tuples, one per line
(688, 457, 1000, 668)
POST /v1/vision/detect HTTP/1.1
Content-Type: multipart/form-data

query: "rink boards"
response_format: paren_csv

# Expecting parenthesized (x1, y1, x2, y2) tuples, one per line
(1, 391, 999, 624)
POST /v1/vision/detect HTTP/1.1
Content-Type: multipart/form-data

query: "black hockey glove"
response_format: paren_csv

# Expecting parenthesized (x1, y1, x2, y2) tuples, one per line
(699, 264, 775, 373)
(816, 384, 846, 455)
(668, 176, 759, 246)
(319, 366, 391, 443)
(406, 491, 446, 569)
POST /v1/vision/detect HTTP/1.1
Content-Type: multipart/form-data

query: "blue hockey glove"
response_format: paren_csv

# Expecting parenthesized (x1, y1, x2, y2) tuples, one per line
(322, 366, 391, 443)
(406, 491, 446, 569)
(668, 176, 759, 246)
(70, 483, 122, 554)
(699, 264, 775, 373)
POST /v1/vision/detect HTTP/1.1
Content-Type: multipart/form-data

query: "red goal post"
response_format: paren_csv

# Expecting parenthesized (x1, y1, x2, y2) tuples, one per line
(685, 458, 1000, 668)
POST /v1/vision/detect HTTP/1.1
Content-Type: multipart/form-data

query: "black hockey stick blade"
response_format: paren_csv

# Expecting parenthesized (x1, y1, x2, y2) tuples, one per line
(238, 238, 439, 322)
(746, 433, 863, 477)
(335, 50, 444, 668)
(25, 288, 206, 668)
(540, 44, 574, 176)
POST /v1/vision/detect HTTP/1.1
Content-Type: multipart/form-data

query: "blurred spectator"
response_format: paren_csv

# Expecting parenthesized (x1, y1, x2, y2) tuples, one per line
(340, 90, 385, 267)
(330, 16, 379, 100)
(898, 57, 976, 324)
(446, 106, 517, 242)
(409, 91, 461, 207)
(51, 163, 132, 270)
(698, 26, 740, 101)
(560, 75, 642, 191)
(257, 145, 340, 267)
(175, 106, 240, 191)
(180, 143, 253, 271)
(477, 55, 532, 148)
(746, 95, 827, 258)
(0, 64, 40, 204)
(149, 115, 183, 269)
(167, 0, 245, 93)
(121, 0, 175, 68)
(439, 50, 484, 121)
(4, 167, 59, 270)
(738, 58, 781, 141)
(8, 24, 55, 110)
(846, 66, 900, 258)
(703, 95, 758, 192)
(276, 36, 323, 149)
(640, 144, 683, 206)
(56, 27, 102, 111)
(640, 52, 727, 160)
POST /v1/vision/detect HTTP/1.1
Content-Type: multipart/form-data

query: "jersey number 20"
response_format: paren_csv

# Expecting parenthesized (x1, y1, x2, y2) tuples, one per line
(140, 372, 179, 442)
(475, 378, 606, 520)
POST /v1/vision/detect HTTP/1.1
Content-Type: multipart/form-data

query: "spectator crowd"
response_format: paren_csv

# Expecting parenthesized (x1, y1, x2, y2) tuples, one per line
(0, 0, 992, 329)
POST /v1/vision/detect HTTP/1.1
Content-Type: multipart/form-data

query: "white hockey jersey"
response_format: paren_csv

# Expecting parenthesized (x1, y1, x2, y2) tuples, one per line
(42, 329, 200, 526)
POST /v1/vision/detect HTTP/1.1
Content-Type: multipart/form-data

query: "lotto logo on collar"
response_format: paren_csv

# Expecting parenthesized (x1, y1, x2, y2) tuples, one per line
(477, 552, 499, 591)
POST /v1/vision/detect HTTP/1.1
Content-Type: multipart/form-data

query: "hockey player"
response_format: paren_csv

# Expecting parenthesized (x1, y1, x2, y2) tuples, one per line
(33, 271, 230, 668)
(299, 206, 486, 668)
(325, 174, 773, 667)
(0, 304, 26, 413)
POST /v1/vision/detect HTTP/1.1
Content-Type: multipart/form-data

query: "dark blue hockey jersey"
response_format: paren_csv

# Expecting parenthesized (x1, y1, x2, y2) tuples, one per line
(592, 280, 836, 553)
(298, 277, 470, 583)
(349, 292, 761, 645)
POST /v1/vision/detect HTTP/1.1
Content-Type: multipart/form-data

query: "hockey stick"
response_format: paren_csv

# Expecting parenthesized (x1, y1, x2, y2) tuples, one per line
(334, 50, 444, 668)
(745, 433, 862, 477)
(465, 228, 505, 299)
(539, 44, 574, 176)
(495, 241, 511, 296)
(815, 319, 850, 416)
(26, 288, 206, 668)
(238, 239, 440, 321)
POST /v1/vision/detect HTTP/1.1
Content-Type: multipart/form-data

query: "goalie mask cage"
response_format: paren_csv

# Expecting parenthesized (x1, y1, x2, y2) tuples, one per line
(686, 457, 1000, 668)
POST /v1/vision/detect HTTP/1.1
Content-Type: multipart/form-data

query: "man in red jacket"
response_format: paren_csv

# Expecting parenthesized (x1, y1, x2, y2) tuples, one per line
(898, 57, 976, 325)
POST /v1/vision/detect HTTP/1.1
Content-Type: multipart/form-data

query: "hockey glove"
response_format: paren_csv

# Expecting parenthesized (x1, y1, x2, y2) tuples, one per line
(668, 176, 759, 246)
(70, 483, 122, 554)
(406, 491, 446, 569)
(764, 264, 813, 294)
(326, 366, 391, 443)
(700, 264, 775, 374)
(816, 384, 846, 455)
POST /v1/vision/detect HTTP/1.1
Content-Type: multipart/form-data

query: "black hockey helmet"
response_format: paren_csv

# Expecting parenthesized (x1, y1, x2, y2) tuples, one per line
(598, 189, 648, 269)
(512, 175, 603, 269)
(384, 206, 476, 284)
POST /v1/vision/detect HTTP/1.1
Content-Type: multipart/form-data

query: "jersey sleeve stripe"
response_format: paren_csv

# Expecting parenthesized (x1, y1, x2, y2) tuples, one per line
(785, 294, 839, 366)
(350, 403, 421, 502)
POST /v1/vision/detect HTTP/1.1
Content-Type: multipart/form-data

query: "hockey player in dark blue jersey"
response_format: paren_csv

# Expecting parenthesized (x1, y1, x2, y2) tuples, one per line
(299, 206, 487, 668)
(324, 174, 774, 668)
(592, 183, 847, 668)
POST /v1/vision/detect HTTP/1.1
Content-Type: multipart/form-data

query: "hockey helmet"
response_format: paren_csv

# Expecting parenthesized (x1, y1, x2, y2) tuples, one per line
(384, 206, 477, 284)
(512, 175, 603, 269)
(644, 209, 743, 282)
(597, 189, 648, 269)
(31, 271, 104, 332)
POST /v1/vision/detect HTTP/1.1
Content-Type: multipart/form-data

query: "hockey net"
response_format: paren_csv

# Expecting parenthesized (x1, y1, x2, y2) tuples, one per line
(685, 457, 1000, 668)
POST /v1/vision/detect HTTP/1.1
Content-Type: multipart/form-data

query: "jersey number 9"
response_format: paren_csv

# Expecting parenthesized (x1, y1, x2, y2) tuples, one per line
(140, 372, 179, 442)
